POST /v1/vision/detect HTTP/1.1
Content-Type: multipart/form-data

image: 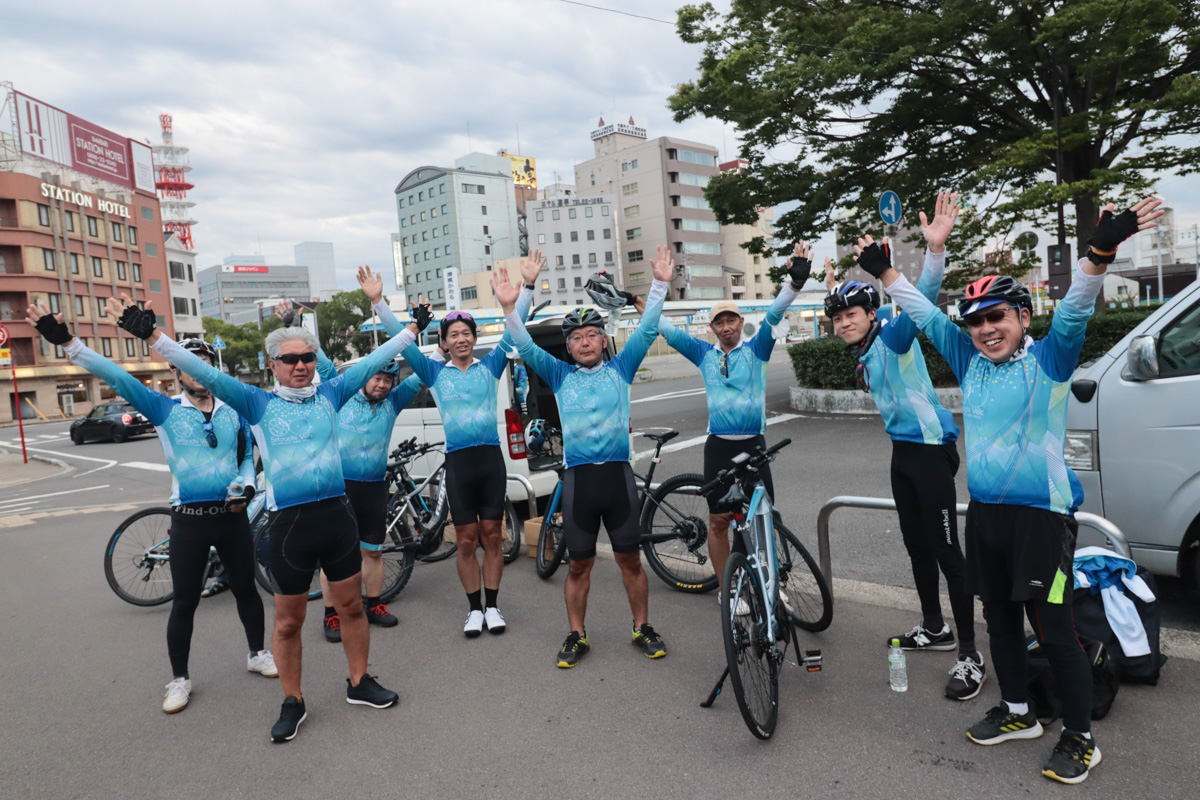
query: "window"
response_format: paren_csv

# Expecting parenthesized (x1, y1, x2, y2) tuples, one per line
(605, 251, 613, 263)
(92, 256, 103, 277)
(70, 253, 80, 274)
(556, 255, 564, 266)
(64, 211, 75, 232)
(671, 148, 716, 166)
(574, 277, 582, 288)
(48, 294, 61, 313)
(187, 264, 194, 281)
(552, 210, 560, 220)
(434, 247, 440, 257)
(483, 225, 489, 235)
(425, 251, 431, 260)
(190, 299, 197, 316)
(691, 265, 724, 277)
(570, 231, 579, 242)
(169, 261, 186, 280)
(462, 184, 485, 195)
(679, 218, 720, 233)
(540, 279, 550, 292)
(431, 207, 438, 218)
(420, 211, 426, 221)
(691, 287, 725, 299)
(572, 254, 581, 265)
(568, 208, 577, 219)
(537, 234, 546, 244)
(440, 183, 446, 194)
(536, 210, 544, 221)
(436, 269, 443, 278)
(445, 244, 452, 255)
(87, 216, 99, 236)
(682, 241, 722, 255)
(101, 338, 112, 357)
(603, 228, 611, 239)
(145, 243, 158, 257)
(481, 205, 487, 215)
(141, 207, 153, 221)
(419, 190, 425, 201)
(678, 172, 711, 188)
(38, 204, 51, 226)
(97, 297, 107, 318)
(116, 261, 127, 280)
(132, 264, 142, 282)
(43, 249, 56, 272)
(461, 286, 477, 301)
(588, 253, 597, 264)
(632, 158, 639, 168)
(628, 250, 644, 263)
(602, 206, 610, 216)
(125, 339, 136, 357)
(622, 182, 639, 196)
(586, 230, 595, 241)
(484, 245, 491, 255)
(128, 226, 137, 245)
(443, 224, 449, 234)
(590, 173, 595, 186)
(173, 297, 189, 315)
(401, 218, 407, 228)
(422, 232, 428, 242)
(622, 162, 629, 172)
(585, 207, 593, 218)
(626, 227, 642, 240)
(410, 215, 416, 224)
(74, 296, 84, 316)
(558, 278, 566, 290)
(629, 272, 646, 284)
(149, 279, 162, 294)
(554, 233, 562, 244)
(111, 222, 122, 242)
(399, 198, 405, 208)
(432, 228, 438, 238)
(442, 204, 447, 214)
(1158, 300, 1200, 377)
(625, 205, 640, 218)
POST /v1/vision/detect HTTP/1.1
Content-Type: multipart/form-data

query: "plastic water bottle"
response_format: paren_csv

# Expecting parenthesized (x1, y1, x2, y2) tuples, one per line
(888, 638, 908, 692)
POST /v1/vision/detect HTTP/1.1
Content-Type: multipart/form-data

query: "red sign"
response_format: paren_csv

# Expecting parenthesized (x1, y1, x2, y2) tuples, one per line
(223, 265, 269, 274)
(0, 325, 8, 347)
(69, 118, 131, 184)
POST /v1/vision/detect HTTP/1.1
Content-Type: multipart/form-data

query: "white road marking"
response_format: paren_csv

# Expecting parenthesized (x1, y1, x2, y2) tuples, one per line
(0, 442, 117, 476)
(121, 461, 171, 473)
(0, 485, 111, 508)
(631, 387, 708, 405)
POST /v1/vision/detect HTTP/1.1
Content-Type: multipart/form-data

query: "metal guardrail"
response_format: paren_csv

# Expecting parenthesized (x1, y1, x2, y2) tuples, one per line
(815, 495, 1132, 601)
(505, 473, 538, 516)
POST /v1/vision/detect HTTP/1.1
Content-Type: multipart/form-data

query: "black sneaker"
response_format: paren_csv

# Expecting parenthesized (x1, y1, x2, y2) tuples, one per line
(967, 705, 1044, 745)
(346, 675, 399, 708)
(557, 631, 589, 668)
(631, 622, 667, 659)
(323, 614, 342, 643)
(945, 652, 987, 701)
(1042, 730, 1101, 784)
(365, 602, 399, 627)
(270, 696, 307, 743)
(890, 623, 956, 651)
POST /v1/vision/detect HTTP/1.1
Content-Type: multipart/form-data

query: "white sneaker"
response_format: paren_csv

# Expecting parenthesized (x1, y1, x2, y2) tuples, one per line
(484, 607, 507, 635)
(247, 650, 278, 678)
(463, 610, 485, 638)
(162, 677, 191, 714)
(719, 594, 752, 616)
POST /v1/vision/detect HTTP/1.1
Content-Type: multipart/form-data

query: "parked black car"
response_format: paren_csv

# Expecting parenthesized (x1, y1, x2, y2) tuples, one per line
(70, 403, 154, 444)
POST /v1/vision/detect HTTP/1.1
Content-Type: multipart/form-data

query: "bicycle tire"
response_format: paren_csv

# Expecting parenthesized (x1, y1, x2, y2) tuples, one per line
(104, 507, 175, 606)
(721, 551, 779, 740)
(501, 499, 523, 564)
(414, 477, 457, 563)
(774, 520, 833, 632)
(377, 519, 416, 603)
(639, 472, 717, 593)
(535, 482, 568, 579)
(250, 511, 323, 600)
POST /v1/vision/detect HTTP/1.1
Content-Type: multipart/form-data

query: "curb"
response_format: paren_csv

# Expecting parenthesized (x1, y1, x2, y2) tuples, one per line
(790, 385, 963, 414)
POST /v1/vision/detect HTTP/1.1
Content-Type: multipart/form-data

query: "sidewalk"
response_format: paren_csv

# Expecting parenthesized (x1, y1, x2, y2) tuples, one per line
(0, 450, 66, 488)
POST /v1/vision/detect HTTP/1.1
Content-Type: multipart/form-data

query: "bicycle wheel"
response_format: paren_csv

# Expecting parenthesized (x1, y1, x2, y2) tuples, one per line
(501, 499, 523, 564)
(775, 520, 833, 632)
(250, 511, 322, 600)
(639, 472, 717, 593)
(414, 476, 457, 564)
(377, 518, 416, 603)
(721, 551, 779, 739)
(104, 507, 175, 606)
(535, 482, 568, 579)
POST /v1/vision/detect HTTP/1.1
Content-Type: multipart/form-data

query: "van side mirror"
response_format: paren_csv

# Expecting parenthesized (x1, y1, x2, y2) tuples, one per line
(1123, 334, 1160, 381)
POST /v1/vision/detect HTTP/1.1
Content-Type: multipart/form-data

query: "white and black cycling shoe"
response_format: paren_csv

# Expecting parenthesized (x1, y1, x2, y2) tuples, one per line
(463, 610, 485, 638)
(484, 607, 506, 634)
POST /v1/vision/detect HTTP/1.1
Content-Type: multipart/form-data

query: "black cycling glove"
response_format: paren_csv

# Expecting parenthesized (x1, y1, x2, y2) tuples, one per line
(279, 307, 302, 328)
(117, 304, 157, 340)
(856, 241, 892, 279)
(786, 255, 812, 287)
(620, 291, 638, 307)
(410, 302, 433, 331)
(1087, 208, 1140, 263)
(35, 314, 73, 346)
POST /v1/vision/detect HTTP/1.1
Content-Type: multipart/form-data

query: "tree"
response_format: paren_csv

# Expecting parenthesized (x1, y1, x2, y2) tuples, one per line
(671, 0, 1200, 286)
(201, 317, 265, 376)
(312, 290, 379, 362)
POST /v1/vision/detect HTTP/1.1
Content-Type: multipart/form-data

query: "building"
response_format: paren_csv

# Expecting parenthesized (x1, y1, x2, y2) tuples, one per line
(197, 263, 312, 324)
(0, 83, 177, 423)
(393, 153, 521, 309)
(164, 231, 202, 339)
(575, 116, 725, 301)
(718, 159, 779, 300)
(294, 241, 337, 299)
(527, 192, 617, 305)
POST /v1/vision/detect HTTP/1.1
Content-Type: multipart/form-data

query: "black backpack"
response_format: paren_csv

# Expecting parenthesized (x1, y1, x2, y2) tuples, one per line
(1026, 635, 1121, 722)
(1071, 567, 1168, 685)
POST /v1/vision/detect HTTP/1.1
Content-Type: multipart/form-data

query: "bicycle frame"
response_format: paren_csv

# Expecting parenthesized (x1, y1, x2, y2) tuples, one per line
(385, 458, 448, 541)
(730, 483, 782, 647)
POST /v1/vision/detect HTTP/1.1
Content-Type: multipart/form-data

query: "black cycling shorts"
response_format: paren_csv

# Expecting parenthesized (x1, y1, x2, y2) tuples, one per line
(562, 461, 640, 560)
(266, 496, 361, 595)
(703, 434, 774, 514)
(443, 445, 507, 525)
(344, 478, 389, 550)
(965, 501, 1078, 605)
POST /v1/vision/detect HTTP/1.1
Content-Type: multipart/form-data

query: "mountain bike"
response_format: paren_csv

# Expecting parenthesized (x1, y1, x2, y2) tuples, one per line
(699, 439, 831, 740)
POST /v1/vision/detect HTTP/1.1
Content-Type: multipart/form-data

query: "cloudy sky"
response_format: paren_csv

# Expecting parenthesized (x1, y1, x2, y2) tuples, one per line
(5, 0, 1199, 290)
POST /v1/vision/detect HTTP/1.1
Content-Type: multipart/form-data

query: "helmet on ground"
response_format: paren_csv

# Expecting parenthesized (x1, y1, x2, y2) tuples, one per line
(439, 309, 476, 340)
(524, 419, 547, 454)
(823, 281, 881, 318)
(584, 271, 627, 311)
(957, 275, 1033, 317)
(179, 338, 218, 363)
(562, 306, 605, 339)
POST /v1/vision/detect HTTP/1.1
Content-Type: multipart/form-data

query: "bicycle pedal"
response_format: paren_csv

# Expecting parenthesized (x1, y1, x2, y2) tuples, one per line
(802, 649, 823, 673)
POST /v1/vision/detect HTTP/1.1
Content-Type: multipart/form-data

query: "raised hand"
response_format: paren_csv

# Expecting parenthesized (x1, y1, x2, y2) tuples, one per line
(408, 295, 433, 332)
(824, 257, 836, 290)
(786, 241, 813, 287)
(357, 265, 384, 304)
(852, 235, 892, 280)
(25, 301, 74, 346)
(491, 265, 521, 313)
(108, 292, 156, 340)
(273, 299, 303, 328)
(519, 249, 546, 285)
(1087, 197, 1165, 262)
(650, 245, 675, 283)
(919, 190, 960, 254)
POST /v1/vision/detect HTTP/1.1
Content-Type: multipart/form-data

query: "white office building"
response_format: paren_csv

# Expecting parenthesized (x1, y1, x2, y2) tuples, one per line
(164, 231, 202, 339)
(527, 194, 618, 305)
(294, 241, 337, 299)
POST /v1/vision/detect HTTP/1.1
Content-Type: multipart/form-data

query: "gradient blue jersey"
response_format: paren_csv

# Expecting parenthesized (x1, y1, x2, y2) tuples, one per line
(657, 283, 796, 436)
(861, 250, 958, 445)
(335, 377, 421, 482)
(65, 341, 254, 506)
(887, 265, 1104, 514)
(153, 330, 416, 511)
(508, 280, 667, 468)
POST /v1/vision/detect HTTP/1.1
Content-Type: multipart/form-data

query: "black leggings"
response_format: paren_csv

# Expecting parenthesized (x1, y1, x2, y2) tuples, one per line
(985, 599, 1093, 733)
(890, 440, 975, 651)
(167, 505, 265, 678)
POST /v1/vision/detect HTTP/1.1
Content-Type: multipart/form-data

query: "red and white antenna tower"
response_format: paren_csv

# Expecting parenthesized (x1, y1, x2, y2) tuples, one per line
(153, 113, 197, 251)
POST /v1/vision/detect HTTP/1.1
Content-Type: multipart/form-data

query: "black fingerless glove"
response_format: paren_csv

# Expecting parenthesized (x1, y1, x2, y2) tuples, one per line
(411, 303, 433, 331)
(786, 256, 813, 287)
(279, 308, 302, 328)
(35, 315, 73, 346)
(856, 242, 892, 279)
(117, 304, 157, 340)
(1087, 208, 1140, 263)
(620, 291, 638, 307)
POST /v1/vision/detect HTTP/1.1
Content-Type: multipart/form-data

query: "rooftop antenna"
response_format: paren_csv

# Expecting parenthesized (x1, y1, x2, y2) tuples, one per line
(516, 122, 522, 155)
(467, 121, 473, 152)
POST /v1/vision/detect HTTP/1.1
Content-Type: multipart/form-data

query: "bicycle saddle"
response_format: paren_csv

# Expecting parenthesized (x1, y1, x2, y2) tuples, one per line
(643, 430, 679, 445)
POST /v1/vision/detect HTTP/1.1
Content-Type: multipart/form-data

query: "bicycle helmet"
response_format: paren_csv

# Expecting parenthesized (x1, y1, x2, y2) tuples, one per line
(584, 271, 627, 311)
(524, 419, 547, 454)
(562, 306, 605, 339)
(180, 338, 218, 363)
(823, 280, 881, 318)
(439, 309, 476, 340)
(957, 275, 1033, 317)
(375, 359, 400, 378)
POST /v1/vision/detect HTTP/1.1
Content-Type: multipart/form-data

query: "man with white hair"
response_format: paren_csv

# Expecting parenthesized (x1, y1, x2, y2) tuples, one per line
(108, 291, 428, 743)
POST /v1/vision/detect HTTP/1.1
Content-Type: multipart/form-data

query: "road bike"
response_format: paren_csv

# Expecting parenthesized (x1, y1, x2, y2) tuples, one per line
(699, 439, 831, 740)
(104, 507, 185, 606)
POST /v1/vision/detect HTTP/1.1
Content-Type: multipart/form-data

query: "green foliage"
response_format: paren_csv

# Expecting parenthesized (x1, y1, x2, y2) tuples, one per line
(201, 317, 265, 376)
(672, 1, 1200, 285)
(789, 305, 1159, 390)
(314, 290, 378, 362)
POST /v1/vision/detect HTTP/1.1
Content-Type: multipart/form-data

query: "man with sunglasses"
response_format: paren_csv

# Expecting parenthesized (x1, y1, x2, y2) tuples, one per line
(105, 291, 422, 743)
(24, 301, 275, 716)
(861, 197, 1163, 785)
(492, 247, 674, 669)
(826, 192, 981, 701)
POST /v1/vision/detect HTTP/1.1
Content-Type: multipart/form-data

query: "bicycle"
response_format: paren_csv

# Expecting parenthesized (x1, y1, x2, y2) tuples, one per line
(699, 438, 831, 740)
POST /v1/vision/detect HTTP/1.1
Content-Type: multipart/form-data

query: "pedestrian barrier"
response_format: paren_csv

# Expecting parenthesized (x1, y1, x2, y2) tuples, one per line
(814, 495, 1131, 601)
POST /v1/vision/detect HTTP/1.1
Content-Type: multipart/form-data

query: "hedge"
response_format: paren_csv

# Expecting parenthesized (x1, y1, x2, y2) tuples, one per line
(789, 305, 1161, 391)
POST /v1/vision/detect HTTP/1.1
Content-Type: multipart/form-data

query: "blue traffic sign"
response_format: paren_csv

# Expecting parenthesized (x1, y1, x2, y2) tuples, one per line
(211, 335, 227, 351)
(878, 191, 902, 226)
(258, 351, 265, 369)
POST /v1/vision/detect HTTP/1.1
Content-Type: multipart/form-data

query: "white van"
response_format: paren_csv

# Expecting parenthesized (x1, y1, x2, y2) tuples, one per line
(1065, 280, 1200, 589)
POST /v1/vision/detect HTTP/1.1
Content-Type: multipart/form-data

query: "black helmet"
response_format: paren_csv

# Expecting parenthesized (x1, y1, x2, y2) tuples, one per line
(562, 307, 605, 339)
(958, 275, 1032, 317)
(823, 280, 881, 318)
(180, 338, 217, 363)
(584, 271, 626, 311)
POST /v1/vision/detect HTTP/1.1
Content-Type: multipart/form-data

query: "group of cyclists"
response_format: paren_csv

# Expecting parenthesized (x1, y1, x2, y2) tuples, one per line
(26, 190, 1160, 784)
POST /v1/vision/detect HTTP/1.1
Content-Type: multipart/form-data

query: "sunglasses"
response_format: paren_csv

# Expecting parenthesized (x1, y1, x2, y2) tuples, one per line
(855, 363, 870, 393)
(274, 352, 317, 365)
(444, 310, 474, 322)
(964, 305, 1018, 329)
(201, 420, 218, 449)
(718, 351, 731, 379)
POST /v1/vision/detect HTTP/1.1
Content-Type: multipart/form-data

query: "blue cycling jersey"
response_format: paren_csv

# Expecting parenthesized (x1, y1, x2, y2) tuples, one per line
(860, 249, 958, 445)
(507, 279, 668, 468)
(65, 340, 254, 505)
(887, 264, 1104, 514)
(657, 282, 796, 436)
(335, 377, 421, 482)
(153, 329, 417, 511)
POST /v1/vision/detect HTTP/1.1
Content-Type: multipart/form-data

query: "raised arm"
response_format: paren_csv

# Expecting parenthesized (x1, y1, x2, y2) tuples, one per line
(750, 241, 811, 359)
(151, 335, 269, 422)
(493, 264, 571, 391)
(611, 246, 673, 380)
(389, 374, 423, 414)
(332, 328, 418, 407)
(656, 316, 710, 367)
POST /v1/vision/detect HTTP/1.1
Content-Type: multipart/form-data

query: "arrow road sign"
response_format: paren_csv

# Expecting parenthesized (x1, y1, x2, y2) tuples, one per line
(878, 191, 903, 226)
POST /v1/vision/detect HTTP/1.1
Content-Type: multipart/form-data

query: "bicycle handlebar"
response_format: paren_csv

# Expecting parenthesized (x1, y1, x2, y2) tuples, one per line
(388, 439, 445, 462)
(698, 438, 792, 497)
